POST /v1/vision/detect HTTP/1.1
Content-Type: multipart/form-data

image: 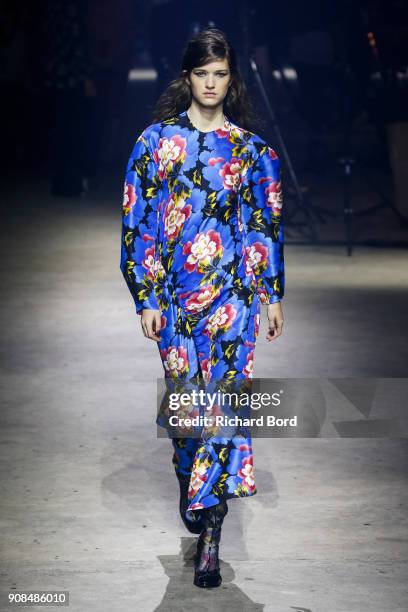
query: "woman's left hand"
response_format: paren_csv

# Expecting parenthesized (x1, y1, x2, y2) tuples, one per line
(266, 302, 284, 342)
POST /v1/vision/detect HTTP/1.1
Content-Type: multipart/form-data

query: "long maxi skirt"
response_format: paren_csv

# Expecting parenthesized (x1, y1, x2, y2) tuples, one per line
(155, 274, 261, 523)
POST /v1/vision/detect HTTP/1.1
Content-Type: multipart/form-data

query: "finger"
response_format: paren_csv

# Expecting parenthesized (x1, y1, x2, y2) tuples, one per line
(273, 328, 282, 339)
(266, 321, 283, 341)
(146, 319, 161, 341)
(266, 329, 275, 341)
(145, 320, 154, 339)
(142, 318, 152, 338)
(149, 328, 161, 341)
(153, 312, 162, 338)
(147, 314, 161, 341)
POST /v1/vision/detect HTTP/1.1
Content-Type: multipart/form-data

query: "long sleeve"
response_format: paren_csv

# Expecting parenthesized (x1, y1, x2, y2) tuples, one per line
(120, 133, 162, 314)
(240, 144, 285, 304)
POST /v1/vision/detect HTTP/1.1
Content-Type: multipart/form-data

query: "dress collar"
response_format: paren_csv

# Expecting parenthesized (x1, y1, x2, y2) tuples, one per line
(178, 110, 231, 134)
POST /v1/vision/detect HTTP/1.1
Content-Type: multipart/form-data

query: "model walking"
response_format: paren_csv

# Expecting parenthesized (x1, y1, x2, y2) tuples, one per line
(120, 28, 285, 588)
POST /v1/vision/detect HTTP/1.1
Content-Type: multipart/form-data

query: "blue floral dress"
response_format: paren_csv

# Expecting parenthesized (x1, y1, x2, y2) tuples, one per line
(120, 109, 284, 520)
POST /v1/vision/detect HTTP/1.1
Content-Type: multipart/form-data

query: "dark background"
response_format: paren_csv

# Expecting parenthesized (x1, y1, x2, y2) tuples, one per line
(1, 0, 408, 243)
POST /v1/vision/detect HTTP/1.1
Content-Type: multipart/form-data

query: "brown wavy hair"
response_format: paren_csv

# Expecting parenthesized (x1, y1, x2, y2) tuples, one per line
(151, 28, 259, 132)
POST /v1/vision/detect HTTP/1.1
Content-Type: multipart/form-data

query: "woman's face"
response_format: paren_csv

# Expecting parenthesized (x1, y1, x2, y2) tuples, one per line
(186, 58, 231, 108)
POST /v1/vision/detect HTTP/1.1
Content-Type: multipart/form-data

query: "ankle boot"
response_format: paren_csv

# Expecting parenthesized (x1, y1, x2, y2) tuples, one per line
(193, 500, 229, 588)
(176, 471, 203, 534)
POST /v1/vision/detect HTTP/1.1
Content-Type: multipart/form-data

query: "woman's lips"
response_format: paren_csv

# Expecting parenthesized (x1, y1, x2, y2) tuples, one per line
(204, 92, 216, 96)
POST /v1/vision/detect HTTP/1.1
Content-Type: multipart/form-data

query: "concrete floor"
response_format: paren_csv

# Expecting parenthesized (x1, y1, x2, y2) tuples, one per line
(1, 176, 408, 611)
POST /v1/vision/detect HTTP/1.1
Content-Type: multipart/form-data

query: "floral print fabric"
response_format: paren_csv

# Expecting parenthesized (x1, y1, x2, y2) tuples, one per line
(120, 109, 285, 516)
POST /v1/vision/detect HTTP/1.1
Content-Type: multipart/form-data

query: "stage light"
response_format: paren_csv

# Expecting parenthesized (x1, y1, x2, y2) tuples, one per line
(282, 67, 297, 81)
(128, 68, 158, 82)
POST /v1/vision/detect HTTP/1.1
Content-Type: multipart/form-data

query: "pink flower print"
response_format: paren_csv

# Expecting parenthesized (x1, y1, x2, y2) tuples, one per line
(239, 443, 252, 452)
(173, 399, 200, 434)
(182, 285, 221, 313)
(245, 242, 269, 275)
(268, 146, 278, 160)
(153, 134, 187, 180)
(153, 257, 165, 277)
(237, 455, 256, 492)
(122, 182, 136, 216)
(160, 346, 189, 377)
(219, 158, 245, 192)
(254, 313, 260, 338)
(204, 303, 237, 337)
(189, 462, 209, 497)
(203, 403, 224, 430)
(200, 358, 212, 384)
(242, 351, 254, 378)
(265, 180, 283, 215)
(257, 286, 268, 304)
(142, 232, 155, 242)
(163, 193, 192, 240)
(182, 230, 223, 272)
(237, 201, 244, 232)
(142, 245, 156, 279)
(189, 502, 205, 510)
(215, 122, 231, 138)
(208, 156, 225, 166)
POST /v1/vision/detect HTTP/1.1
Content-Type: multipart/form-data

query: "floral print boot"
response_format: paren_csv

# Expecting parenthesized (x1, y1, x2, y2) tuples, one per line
(193, 500, 229, 588)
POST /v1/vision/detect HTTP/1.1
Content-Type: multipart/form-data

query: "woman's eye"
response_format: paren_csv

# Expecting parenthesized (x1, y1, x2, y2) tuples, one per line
(194, 72, 228, 77)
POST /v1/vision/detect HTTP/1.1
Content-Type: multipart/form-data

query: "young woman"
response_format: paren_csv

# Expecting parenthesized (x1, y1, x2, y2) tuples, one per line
(120, 28, 285, 588)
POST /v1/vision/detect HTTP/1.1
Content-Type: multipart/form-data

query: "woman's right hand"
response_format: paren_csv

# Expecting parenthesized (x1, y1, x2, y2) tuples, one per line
(141, 309, 162, 341)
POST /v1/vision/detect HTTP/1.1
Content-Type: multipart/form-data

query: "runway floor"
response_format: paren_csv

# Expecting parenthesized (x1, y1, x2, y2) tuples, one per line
(1, 174, 407, 611)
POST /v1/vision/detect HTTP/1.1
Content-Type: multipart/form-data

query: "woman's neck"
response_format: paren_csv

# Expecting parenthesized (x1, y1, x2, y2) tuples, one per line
(186, 102, 225, 132)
